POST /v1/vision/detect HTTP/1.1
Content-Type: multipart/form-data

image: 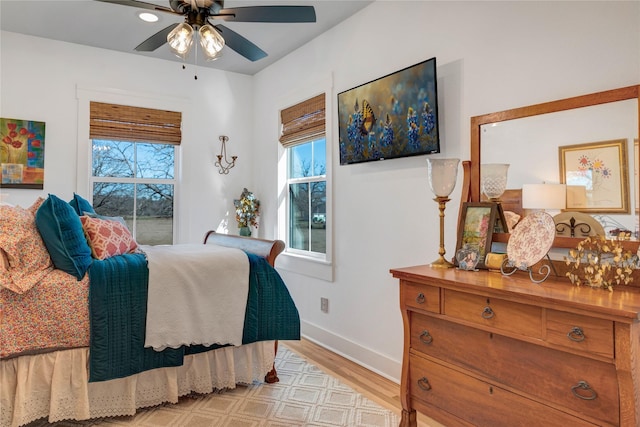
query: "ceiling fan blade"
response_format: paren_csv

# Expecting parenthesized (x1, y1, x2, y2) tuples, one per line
(216, 6, 316, 23)
(94, 0, 177, 15)
(215, 24, 267, 62)
(135, 24, 178, 52)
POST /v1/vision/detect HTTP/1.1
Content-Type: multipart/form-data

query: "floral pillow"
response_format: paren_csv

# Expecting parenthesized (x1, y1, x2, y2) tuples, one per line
(0, 248, 9, 271)
(0, 203, 53, 293)
(80, 215, 138, 260)
(27, 196, 46, 216)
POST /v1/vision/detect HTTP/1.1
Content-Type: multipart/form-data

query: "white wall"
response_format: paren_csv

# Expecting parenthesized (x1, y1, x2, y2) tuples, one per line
(0, 31, 255, 243)
(252, 1, 640, 381)
(1, 1, 639, 385)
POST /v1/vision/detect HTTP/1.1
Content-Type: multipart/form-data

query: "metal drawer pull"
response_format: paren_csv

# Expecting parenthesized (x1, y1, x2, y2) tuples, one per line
(571, 381, 597, 400)
(420, 330, 433, 345)
(417, 377, 432, 391)
(567, 326, 585, 342)
(481, 306, 495, 319)
(416, 293, 425, 304)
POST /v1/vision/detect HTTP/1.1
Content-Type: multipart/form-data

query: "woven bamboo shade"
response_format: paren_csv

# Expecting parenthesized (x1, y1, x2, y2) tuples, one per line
(90, 102, 182, 145)
(279, 93, 325, 147)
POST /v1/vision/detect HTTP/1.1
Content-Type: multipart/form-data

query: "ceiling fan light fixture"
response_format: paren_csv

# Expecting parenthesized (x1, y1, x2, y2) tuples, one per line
(167, 22, 195, 59)
(199, 24, 225, 61)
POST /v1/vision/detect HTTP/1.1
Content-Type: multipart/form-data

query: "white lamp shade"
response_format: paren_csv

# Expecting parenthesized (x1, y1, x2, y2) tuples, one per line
(427, 158, 459, 197)
(481, 163, 510, 199)
(522, 183, 567, 210)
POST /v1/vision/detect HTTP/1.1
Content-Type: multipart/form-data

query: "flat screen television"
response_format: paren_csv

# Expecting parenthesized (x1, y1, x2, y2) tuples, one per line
(337, 57, 440, 165)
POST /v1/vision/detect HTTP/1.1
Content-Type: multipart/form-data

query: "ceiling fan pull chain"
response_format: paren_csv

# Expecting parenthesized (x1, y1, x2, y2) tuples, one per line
(194, 34, 199, 80)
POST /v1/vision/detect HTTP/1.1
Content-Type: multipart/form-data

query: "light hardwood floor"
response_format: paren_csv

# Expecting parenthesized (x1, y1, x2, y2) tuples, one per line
(282, 339, 444, 427)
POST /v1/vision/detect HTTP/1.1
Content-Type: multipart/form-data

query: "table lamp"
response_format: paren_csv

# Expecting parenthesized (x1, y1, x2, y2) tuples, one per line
(426, 158, 460, 268)
(522, 183, 567, 211)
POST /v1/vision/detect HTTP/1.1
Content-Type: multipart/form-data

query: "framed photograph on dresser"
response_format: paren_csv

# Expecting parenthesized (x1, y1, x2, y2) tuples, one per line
(455, 202, 498, 269)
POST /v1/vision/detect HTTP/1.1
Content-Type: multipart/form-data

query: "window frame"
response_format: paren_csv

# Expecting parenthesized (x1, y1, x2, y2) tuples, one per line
(276, 78, 333, 281)
(286, 137, 327, 258)
(89, 139, 178, 244)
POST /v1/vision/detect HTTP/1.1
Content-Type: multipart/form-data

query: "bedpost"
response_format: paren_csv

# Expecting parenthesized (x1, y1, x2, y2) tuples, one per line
(264, 341, 280, 383)
(203, 230, 286, 383)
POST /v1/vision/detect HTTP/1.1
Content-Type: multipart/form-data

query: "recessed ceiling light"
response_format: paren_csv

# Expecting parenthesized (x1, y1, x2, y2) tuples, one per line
(138, 12, 159, 23)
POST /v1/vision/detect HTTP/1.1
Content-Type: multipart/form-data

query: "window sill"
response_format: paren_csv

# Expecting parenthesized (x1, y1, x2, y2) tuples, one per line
(275, 251, 333, 282)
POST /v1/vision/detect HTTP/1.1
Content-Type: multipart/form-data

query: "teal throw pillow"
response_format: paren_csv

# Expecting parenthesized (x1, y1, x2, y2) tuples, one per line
(36, 194, 93, 280)
(69, 193, 95, 216)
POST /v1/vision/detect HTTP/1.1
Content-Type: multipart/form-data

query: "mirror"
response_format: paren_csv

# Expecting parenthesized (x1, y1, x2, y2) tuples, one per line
(470, 85, 640, 248)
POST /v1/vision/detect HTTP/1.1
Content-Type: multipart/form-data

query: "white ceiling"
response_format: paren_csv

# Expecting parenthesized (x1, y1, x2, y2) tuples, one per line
(0, 0, 372, 75)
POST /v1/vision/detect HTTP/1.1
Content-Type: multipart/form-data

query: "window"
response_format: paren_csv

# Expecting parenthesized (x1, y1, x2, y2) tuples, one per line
(288, 138, 326, 254)
(280, 93, 328, 259)
(89, 102, 181, 245)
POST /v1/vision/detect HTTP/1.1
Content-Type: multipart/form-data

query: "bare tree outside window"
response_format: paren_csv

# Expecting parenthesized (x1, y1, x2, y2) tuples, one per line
(288, 138, 326, 254)
(91, 139, 175, 245)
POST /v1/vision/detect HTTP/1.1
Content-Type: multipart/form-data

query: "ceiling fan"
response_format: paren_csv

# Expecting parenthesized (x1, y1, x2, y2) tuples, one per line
(95, 0, 316, 62)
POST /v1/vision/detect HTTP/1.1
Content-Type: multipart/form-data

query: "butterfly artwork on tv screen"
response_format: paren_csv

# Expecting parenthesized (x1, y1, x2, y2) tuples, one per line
(347, 98, 377, 139)
(338, 57, 440, 165)
(360, 99, 377, 135)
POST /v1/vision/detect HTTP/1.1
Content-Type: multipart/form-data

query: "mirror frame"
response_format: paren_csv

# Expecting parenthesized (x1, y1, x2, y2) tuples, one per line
(470, 84, 640, 249)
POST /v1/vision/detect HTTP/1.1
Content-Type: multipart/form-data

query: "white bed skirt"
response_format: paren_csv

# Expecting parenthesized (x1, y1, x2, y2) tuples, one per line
(0, 341, 275, 427)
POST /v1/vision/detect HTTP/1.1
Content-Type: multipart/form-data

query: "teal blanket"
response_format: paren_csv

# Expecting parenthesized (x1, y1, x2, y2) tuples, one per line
(88, 251, 300, 382)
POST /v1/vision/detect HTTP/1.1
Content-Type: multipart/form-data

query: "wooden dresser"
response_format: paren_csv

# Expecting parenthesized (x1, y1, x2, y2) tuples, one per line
(390, 265, 640, 427)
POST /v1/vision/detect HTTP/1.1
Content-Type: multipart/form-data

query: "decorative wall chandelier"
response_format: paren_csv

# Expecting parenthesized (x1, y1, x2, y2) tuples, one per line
(215, 135, 237, 174)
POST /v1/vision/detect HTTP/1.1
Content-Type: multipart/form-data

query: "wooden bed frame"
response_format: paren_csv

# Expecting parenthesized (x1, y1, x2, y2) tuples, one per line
(203, 230, 285, 267)
(204, 231, 286, 383)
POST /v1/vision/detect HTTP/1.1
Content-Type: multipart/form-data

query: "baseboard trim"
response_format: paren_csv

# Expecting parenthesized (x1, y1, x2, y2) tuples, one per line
(300, 320, 401, 384)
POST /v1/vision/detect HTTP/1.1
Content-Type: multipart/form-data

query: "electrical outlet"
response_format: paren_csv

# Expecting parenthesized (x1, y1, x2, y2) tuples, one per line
(320, 297, 329, 313)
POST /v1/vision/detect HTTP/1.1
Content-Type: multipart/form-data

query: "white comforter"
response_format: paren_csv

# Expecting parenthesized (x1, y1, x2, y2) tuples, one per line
(141, 244, 249, 351)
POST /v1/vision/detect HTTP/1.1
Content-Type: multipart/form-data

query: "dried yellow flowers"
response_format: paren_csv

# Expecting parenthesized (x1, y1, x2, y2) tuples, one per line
(565, 235, 635, 291)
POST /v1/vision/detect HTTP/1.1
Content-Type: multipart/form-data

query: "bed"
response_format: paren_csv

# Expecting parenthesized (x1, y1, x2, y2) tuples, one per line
(0, 195, 299, 427)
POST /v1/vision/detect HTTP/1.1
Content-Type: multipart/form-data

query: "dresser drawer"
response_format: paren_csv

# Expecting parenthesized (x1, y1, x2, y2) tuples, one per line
(546, 309, 614, 359)
(401, 281, 440, 313)
(410, 313, 619, 425)
(443, 289, 542, 338)
(409, 354, 599, 427)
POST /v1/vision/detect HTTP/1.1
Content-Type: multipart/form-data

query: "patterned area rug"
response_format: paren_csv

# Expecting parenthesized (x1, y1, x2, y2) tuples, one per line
(26, 345, 400, 426)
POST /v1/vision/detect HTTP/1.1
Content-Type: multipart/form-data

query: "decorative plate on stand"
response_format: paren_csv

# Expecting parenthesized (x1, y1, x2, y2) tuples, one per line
(506, 211, 556, 271)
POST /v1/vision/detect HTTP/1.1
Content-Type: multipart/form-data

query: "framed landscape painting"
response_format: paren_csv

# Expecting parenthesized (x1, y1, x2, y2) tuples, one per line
(455, 202, 498, 269)
(1, 117, 46, 189)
